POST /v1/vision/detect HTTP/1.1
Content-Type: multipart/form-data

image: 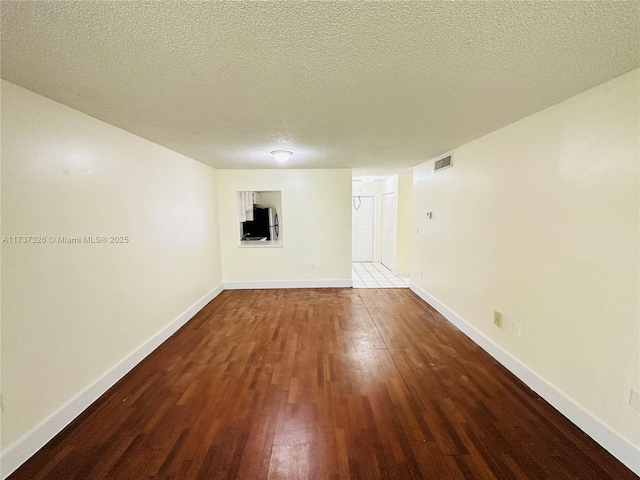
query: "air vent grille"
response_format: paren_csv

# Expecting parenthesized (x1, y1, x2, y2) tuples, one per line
(434, 155, 452, 172)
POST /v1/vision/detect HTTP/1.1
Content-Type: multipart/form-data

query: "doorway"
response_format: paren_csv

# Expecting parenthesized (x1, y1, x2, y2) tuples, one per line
(381, 192, 396, 270)
(351, 196, 374, 262)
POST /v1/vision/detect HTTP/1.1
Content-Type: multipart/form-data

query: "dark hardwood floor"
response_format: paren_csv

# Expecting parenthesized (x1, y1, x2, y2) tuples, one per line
(10, 289, 636, 479)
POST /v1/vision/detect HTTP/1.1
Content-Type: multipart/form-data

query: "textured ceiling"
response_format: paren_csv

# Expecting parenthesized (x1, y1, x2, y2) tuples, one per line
(1, 1, 639, 171)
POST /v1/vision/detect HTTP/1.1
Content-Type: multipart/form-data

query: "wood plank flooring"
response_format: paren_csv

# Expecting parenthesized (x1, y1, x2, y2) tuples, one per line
(9, 289, 637, 479)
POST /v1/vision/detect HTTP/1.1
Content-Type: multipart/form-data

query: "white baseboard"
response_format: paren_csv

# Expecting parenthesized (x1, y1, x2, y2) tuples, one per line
(393, 269, 410, 277)
(0, 284, 224, 480)
(224, 279, 352, 289)
(6, 281, 637, 477)
(409, 282, 640, 476)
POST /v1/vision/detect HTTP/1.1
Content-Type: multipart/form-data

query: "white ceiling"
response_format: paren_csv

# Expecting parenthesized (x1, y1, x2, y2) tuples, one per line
(2, 1, 638, 172)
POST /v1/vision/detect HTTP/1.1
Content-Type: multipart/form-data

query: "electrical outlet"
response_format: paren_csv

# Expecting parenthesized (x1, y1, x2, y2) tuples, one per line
(512, 321, 522, 338)
(630, 389, 640, 411)
(310, 263, 316, 270)
(493, 311, 503, 328)
(420, 269, 424, 278)
(1, 394, 4, 412)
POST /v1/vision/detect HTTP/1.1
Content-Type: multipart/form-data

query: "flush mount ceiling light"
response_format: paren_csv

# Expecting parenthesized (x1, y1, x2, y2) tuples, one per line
(270, 150, 293, 163)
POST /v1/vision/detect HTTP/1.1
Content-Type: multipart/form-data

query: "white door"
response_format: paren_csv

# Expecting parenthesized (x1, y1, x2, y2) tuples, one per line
(352, 196, 374, 262)
(381, 193, 396, 269)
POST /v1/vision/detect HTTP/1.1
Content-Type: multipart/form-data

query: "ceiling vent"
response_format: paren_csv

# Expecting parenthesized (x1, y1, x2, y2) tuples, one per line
(434, 155, 452, 172)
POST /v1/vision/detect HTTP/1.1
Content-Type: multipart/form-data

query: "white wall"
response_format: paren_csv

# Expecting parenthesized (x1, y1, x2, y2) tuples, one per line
(217, 169, 352, 286)
(1, 81, 223, 464)
(258, 191, 282, 212)
(411, 69, 639, 469)
(395, 173, 412, 274)
(379, 174, 413, 274)
(381, 175, 399, 271)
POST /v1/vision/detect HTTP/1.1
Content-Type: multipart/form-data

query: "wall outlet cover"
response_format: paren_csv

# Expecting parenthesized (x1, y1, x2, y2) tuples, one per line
(493, 311, 503, 328)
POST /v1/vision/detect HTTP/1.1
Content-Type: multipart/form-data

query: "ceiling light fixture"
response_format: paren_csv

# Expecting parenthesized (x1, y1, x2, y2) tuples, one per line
(271, 150, 293, 163)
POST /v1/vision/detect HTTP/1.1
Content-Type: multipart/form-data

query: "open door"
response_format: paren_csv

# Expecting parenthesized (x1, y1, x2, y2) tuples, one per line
(352, 196, 374, 262)
(381, 192, 396, 270)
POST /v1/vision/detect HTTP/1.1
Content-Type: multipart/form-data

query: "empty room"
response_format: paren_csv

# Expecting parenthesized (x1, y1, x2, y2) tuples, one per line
(1, 1, 638, 479)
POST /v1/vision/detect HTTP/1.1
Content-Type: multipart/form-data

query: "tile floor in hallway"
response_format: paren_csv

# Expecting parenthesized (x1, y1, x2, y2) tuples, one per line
(352, 262, 410, 289)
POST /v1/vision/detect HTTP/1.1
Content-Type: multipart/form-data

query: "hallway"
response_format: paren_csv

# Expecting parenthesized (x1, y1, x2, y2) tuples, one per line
(352, 262, 410, 289)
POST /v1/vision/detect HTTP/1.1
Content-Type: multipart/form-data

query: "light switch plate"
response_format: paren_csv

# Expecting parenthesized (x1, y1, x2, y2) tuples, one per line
(512, 322, 522, 338)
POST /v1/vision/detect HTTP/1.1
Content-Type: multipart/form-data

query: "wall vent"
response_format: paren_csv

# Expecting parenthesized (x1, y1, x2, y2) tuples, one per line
(434, 155, 452, 172)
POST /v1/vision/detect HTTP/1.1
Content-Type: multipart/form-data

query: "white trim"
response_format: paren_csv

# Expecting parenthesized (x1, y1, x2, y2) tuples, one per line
(409, 282, 640, 476)
(224, 279, 352, 290)
(237, 241, 283, 248)
(7, 281, 636, 477)
(0, 284, 225, 480)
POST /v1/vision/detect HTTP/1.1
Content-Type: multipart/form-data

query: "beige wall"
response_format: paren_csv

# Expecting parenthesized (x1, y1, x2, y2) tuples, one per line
(217, 169, 352, 284)
(1, 81, 223, 450)
(412, 69, 639, 448)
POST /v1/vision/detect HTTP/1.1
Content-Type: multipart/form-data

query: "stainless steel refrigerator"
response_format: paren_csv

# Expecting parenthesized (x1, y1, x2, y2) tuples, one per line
(242, 207, 279, 240)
